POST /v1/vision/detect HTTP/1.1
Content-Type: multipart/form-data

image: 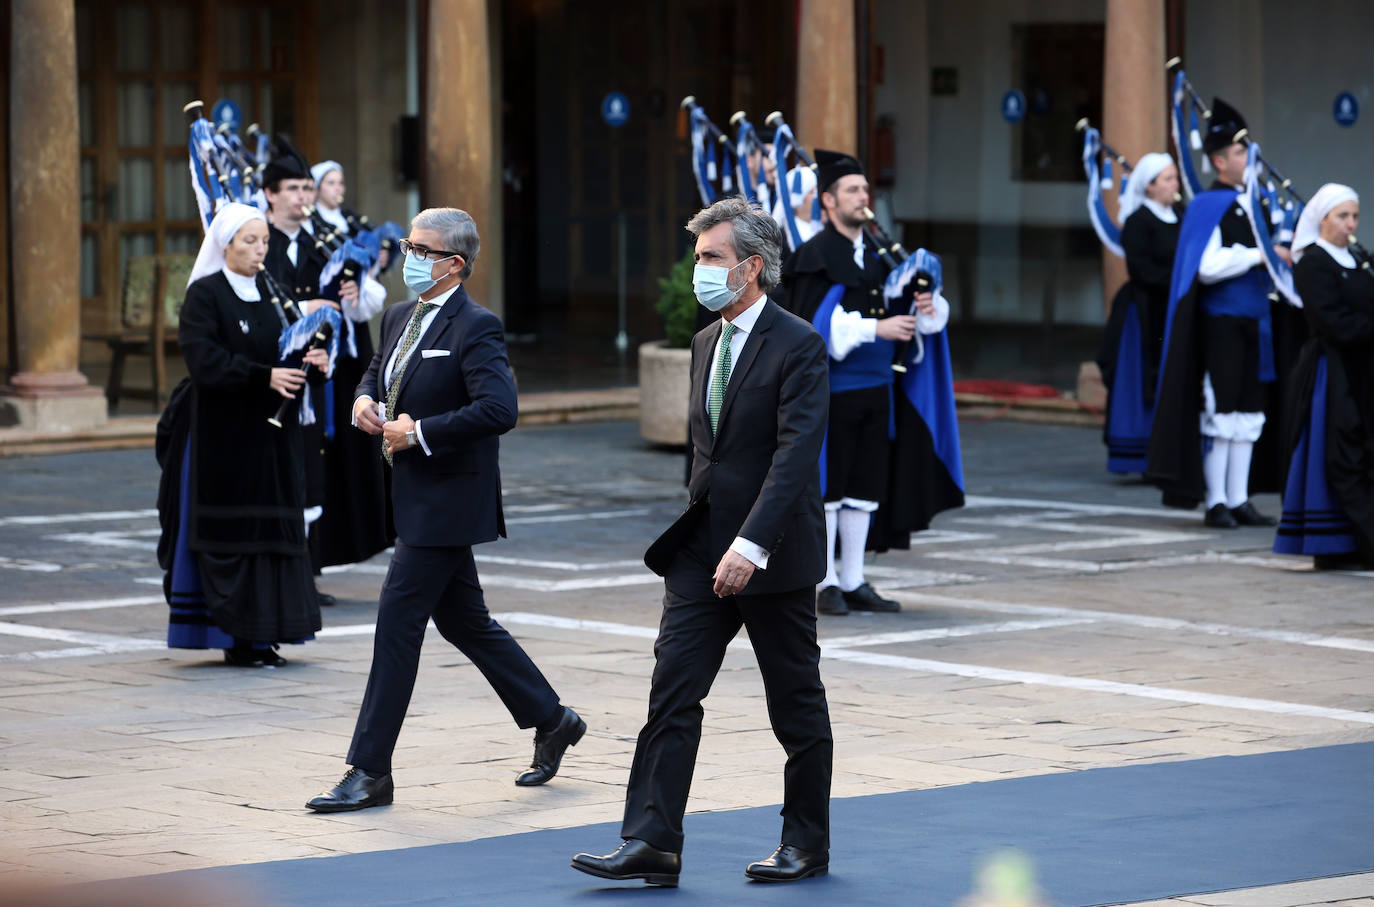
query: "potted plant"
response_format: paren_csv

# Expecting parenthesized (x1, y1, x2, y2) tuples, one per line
(639, 248, 696, 445)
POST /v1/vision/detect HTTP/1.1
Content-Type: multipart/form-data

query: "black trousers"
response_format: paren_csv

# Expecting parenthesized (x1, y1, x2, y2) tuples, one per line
(621, 525, 832, 853)
(347, 541, 561, 774)
(826, 385, 890, 504)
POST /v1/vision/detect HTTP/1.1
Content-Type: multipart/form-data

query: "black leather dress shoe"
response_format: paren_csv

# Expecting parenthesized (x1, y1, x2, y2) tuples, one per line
(745, 843, 829, 882)
(571, 839, 681, 887)
(306, 767, 394, 812)
(842, 582, 900, 612)
(223, 644, 286, 667)
(317, 591, 338, 607)
(1204, 503, 1239, 528)
(1230, 501, 1277, 527)
(516, 707, 586, 786)
(816, 585, 849, 615)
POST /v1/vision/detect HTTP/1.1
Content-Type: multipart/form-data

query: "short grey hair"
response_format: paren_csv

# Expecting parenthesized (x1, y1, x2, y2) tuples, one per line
(685, 197, 783, 292)
(412, 207, 480, 280)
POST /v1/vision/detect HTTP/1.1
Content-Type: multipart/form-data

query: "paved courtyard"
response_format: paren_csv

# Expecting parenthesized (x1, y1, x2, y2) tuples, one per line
(0, 418, 1370, 904)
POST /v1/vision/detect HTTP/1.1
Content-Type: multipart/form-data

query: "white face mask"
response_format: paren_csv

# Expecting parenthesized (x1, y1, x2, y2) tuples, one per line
(692, 258, 751, 311)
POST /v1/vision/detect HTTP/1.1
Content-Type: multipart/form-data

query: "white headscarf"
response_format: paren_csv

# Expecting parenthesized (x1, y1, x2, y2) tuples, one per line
(188, 203, 268, 287)
(1291, 183, 1359, 263)
(310, 160, 342, 185)
(784, 165, 817, 210)
(1117, 152, 1174, 223)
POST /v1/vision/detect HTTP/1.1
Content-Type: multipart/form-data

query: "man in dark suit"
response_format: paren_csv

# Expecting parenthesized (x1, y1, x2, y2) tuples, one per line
(572, 198, 833, 886)
(306, 207, 584, 812)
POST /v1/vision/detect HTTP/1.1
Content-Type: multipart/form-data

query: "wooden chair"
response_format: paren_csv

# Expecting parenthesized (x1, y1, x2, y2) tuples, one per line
(84, 253, 195, 409)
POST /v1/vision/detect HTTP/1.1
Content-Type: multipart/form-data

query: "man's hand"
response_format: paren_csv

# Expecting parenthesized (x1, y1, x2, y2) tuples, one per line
(713, 549, 756, 598)
(302, 348, 330, 371)
(1273, 245, 1293, 265)
(339, 280, 359, 305)
(912, 291, 936, 316)
(382, 413, 417, 452)
(353, 396, 385, 435)
(876, 315, 916, 341)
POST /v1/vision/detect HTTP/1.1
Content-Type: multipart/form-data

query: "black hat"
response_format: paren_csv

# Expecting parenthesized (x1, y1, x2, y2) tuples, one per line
(815, 148, 864, 195)
(262, 134, 310, 187)
(1202, 97, 1248, 156)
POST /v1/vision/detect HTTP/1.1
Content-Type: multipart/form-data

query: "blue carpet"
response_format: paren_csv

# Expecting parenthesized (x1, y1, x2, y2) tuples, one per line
(105, 743, 1374, 905)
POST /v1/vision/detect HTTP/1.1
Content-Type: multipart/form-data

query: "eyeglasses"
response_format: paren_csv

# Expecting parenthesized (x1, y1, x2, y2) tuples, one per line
(398, 239, 462, 262)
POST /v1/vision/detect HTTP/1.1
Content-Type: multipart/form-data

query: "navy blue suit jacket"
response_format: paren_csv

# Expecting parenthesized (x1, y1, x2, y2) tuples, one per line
(356, 285, 517, 548)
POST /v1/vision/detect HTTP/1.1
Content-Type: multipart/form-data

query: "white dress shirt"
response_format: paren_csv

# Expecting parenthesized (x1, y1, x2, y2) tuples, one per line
(355, 284, 460, 457)
(704, 295, 772, 570)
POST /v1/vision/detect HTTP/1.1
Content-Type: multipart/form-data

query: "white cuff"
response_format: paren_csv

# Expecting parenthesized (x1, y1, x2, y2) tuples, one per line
(916, 291, 950, 335)
(414, 419, 433, 456)
(730, 536, 770, 570)
(827, 308, 877, 361)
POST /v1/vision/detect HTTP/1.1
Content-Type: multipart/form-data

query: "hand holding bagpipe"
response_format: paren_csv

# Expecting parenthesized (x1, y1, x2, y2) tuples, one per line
(889, 270, 935, 373)
(268, 322, 334, 427)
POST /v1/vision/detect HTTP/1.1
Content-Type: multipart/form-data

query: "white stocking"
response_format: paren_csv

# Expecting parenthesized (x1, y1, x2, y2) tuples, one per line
(1226, 440, 1254, 508)
(821, 506, 839, 589)
(837, 507, 871, 592)
(1203, 438, 1230, 509)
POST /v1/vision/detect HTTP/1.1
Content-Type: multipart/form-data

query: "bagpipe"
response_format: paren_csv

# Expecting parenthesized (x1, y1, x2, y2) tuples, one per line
(1076, 117, 1131, 258)
(184, 100, 261, 231)
(764, 110, 822, 252)
(258, 262, 342, 428)
(1166, 58, 1210, 201)
(868, 210, 939, 373)
(680, 96, 737, 206)
(728, 110, 770, 206)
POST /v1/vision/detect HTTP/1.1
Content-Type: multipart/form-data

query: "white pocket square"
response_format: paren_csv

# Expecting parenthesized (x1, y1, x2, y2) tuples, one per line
(420, 349, 451, 358)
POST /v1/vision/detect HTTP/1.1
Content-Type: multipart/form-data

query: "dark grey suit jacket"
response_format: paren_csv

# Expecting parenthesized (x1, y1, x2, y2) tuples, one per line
(645, 298, 829, 595)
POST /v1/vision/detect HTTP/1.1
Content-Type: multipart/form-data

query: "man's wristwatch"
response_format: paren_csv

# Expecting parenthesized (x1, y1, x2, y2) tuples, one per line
(405, 428, 417, 449)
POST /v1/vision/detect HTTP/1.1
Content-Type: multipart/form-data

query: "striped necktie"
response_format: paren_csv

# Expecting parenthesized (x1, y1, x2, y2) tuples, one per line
(382, 301, 438, 464)
(708, 321, 737, 435)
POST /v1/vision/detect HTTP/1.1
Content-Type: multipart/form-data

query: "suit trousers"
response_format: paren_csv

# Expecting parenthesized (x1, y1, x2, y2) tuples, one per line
(621, 523, 833, 853)
(346, 541, 561, 774)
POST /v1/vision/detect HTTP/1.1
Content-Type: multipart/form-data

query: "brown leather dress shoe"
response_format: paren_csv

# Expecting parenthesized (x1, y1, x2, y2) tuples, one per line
(745, 843, 829, 882)
(571, 839, 681, 887)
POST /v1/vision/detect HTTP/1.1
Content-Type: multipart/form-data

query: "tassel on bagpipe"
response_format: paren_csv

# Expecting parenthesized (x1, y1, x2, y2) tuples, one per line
(1075, 117, 1130, 258)
(680, 96, 737, 206)
(764, 110, 820, 251)
(729, 110, 769, 205)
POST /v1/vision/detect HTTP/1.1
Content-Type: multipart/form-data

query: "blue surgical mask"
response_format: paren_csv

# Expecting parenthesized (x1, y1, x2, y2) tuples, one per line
(692, 258, 750, 311)
(402, 251, 454, 296)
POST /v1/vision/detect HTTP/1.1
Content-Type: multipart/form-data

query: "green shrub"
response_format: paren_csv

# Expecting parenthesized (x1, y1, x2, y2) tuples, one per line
(655, 248, 698, 349)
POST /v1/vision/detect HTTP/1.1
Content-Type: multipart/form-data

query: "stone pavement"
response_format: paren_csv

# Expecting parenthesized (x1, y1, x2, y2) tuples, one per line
(0, 419, 1370, 904)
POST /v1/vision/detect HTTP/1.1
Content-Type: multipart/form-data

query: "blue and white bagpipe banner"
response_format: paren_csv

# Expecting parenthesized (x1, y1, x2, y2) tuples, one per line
(372, 221, 405, 274)
(1080, 126, 1125, 258)
(187, 117, 227, 232)
(1171, 70, 1206, 200)
(318, 237, 383, 357)
(770, 124, 812, 252)
(1243, 142, 1302, 307)
(688, 105, 720, 206)
(276, 306, 343, 426)
(734, 116, 765, 205)
(883, 248, 944, 367)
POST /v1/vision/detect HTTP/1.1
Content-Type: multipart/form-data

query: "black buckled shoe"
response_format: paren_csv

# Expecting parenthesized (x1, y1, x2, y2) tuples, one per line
(1204, 503, 1239, 528)
(306, 767, 394, 812)
(816, 585, 849, 616)
(571, 839, 681, 887)
(516, 707, 586, 786)
(745, 843, 829, 882)
(1230, 501, 1277, 527)
(842, 582, 900, 612)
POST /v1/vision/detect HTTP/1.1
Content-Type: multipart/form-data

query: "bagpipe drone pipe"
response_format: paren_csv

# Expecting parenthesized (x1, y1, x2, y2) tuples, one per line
(680, 96, 738, 207)
(763, 110, 823, 252)
(1076, 117, 1132, 258)
(729, 110, 770, 206)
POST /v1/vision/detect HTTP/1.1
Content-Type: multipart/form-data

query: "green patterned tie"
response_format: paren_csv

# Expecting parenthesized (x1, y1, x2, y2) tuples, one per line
(708, 321, 737, 435)
(382, 301, 439, 464)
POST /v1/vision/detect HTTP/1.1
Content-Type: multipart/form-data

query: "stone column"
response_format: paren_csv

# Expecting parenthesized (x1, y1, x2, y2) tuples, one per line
(425, 0, 503, 316)
(795, 0, 857, 155)
(1101, 0, 1166, 310)
(2, 0, 105, 433)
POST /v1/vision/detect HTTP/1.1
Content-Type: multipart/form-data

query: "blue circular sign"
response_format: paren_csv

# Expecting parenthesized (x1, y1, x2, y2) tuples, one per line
(211, 98, 243, 132)
(601, 92, 630, 128)
(1001, 90, 1026, 124)
(1334, 91, 1359, 128)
